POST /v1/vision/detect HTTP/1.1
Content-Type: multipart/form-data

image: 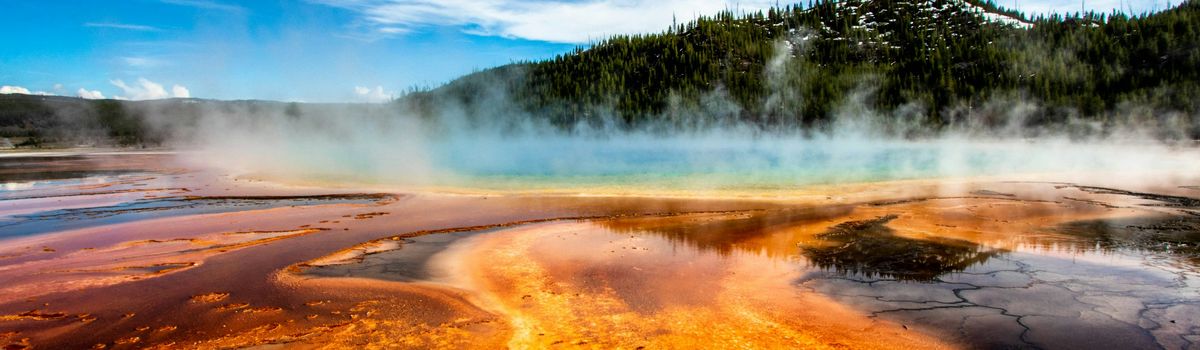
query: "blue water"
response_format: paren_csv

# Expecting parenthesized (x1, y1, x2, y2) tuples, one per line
(425, 137, 1199, 190)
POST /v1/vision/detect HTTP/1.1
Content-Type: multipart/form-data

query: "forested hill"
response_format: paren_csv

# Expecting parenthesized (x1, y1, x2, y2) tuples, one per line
(406, 0, 1200, 134)
(1, 0, 1197, 148)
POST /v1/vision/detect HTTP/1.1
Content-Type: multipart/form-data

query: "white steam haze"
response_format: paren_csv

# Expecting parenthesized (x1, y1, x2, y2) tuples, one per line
(159, 35, 1200, 195)
(170, 106, 1200, 195)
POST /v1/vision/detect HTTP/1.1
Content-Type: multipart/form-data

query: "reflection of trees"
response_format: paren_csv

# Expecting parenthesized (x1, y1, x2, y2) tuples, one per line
(598, 206, 855, 258)
(1049, 216, 1200, 266)
(800, 215, 1002, 281)
(596, 207, 1200, 282)
(599, 208, 1003, 281)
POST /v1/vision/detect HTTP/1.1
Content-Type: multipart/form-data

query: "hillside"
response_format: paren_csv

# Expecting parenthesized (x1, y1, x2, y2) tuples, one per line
(409, 0, 1199, 136)
(0, 95, 382, 148)
(2, 0, 1198, 147)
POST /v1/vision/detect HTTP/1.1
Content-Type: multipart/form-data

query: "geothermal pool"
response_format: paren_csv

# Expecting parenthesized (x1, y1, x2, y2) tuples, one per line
(0, 151, 1198, 349)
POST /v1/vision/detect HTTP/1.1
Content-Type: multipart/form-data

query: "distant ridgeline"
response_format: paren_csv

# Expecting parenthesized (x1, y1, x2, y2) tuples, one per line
(406, 0, 1200, 136)
(0, 95, 158, 147)
(1, 0, 1197, 147)
(0, 95, 324, 147)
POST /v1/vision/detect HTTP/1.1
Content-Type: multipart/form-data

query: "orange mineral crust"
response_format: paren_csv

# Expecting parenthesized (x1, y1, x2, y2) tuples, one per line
(1, 153, 1199, 349)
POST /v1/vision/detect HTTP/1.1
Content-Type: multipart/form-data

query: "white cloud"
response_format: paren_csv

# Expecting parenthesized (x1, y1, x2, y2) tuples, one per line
(316, 0, 1178, 43)
(1015, 0, 1176, 16)
(110, 78, 191, 100)
(77, 88, 105, 99)
(172, 85, 191, 98)
(314, 0, 789, 43)
(84, 22, 161, 31)
(160, 0, 245, 12)
(378, 26, 410, 34)
(122, 56, 167, 68)
(0, 86, 55, 95)
(0, 86, 32, 94)
(354, 85, 393, 102)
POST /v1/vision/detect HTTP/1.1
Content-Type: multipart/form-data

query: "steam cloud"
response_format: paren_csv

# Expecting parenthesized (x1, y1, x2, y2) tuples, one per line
(145, 35, 1200, 195)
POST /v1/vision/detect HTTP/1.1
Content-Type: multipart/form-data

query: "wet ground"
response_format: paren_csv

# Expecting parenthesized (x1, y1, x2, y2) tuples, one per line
(1, 152, 1198, 349)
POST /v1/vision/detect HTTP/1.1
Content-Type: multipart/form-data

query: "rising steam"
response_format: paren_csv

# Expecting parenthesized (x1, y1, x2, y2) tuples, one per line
(156, 35, 1199, 195)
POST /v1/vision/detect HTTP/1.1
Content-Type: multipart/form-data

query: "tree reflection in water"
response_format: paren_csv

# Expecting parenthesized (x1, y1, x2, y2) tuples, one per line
(800, 215, 1002, 281)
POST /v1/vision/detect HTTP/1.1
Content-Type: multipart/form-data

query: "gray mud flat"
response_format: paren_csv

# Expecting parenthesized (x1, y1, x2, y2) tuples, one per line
(301, 229, 488, 282)
(0, 193, 396, 239)
(798, 208, 1200, 349)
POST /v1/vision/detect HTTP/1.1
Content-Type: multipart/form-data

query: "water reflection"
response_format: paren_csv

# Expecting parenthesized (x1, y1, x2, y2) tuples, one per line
(1052, 215, 1200, 266)
(303, 202, 1200, 349)
(597, 206, 854, 258)
(599, 209, 1004, 281)
(0, 170, 142, 185)
(0, 193, 396, 239)
(799, 215, 1003, 281)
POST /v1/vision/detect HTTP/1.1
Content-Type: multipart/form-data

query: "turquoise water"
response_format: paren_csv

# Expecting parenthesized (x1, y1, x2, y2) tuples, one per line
(425, 137, 1200, 191)
(197, 131, 1200, 192)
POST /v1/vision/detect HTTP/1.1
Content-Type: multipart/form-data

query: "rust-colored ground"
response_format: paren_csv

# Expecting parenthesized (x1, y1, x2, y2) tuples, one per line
(1, 153, 1197, 349)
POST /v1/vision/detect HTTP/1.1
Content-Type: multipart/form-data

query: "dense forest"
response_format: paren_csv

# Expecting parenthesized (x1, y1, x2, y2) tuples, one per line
(2, 0, 1198, 147)
(409, 0, 1200, 136)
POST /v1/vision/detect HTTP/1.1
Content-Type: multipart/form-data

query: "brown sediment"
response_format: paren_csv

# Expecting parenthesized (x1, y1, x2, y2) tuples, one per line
(189, 293, 229, 303)
(117, 262, 197, 275)
(0, 188, 190, 201)
(353, 211, 390, 219)
(238, 306, 283, 314)
(970, 189, 1016, 197)
(12, 185, 787, 348)
(1062, 196, 1125, 208)
(0, 310, 68, 321)
(1069, 184, 1200, 209)
(868, 195, 1059, 207)
(4, 336, 31, 350)
(113, 336, 139, 345)
(215, 303, 249, 311)
(122, 238, 205, 246)
(400, 182, 1193, 348)
(0, 227, 332, 304)
(220, 229, 321, 236)
(291, 208, 773, 273)
(433, 220, 951, 349)
(180, 193, 399, 204)
(197, 228, 330, 253)
(4, 154, 1200, 349)
(13, 194, 394, 224)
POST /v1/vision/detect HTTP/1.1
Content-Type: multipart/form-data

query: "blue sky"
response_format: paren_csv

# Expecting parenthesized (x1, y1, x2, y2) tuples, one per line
(0, 0, 1180, 102)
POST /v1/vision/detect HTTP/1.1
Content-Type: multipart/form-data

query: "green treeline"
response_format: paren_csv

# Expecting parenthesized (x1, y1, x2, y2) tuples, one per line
(2, 0, 1197, 147)
(0, 95, 156, 147)
(409, 0, 1200, 134)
